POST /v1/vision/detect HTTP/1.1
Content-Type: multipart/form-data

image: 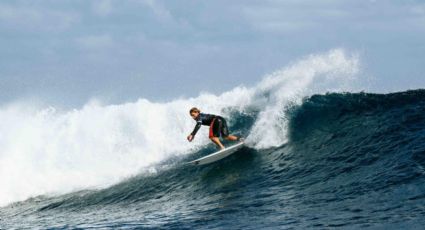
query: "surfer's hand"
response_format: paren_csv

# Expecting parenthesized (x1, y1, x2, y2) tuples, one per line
(187, 135, 194, 142)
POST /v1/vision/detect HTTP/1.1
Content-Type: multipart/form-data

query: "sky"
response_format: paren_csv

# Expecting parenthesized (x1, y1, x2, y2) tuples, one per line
(1, 0, 424, 107)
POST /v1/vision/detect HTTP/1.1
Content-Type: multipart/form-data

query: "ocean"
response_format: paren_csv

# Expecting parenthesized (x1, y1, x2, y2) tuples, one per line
(1, 50, 424, 229)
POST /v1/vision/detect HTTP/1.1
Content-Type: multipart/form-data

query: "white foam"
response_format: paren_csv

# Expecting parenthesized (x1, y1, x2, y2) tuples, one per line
(246, 49, 359, 148)
(0, 49, 359, 207)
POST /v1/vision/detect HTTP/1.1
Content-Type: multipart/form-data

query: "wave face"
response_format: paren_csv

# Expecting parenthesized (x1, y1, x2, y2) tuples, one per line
(1, 50, 424, 228)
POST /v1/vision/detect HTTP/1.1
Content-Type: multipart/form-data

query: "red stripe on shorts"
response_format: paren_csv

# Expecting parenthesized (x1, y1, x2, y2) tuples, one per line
(209, 118, 216, 138)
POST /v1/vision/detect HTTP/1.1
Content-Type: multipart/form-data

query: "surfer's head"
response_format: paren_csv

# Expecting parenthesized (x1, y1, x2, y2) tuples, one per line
(189, 107, 200, 119)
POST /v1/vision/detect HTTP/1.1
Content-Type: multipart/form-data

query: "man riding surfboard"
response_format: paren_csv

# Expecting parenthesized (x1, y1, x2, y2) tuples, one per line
(187, 107, 242, 149)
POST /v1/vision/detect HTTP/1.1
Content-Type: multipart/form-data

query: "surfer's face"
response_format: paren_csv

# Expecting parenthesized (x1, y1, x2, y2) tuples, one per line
(190, 111, 199, 120)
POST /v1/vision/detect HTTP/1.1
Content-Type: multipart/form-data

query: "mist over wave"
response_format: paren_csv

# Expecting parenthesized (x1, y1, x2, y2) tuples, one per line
(0, 49, 359, 207)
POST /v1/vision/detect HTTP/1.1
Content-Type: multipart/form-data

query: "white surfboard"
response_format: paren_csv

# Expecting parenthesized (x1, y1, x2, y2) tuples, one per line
(188, 142, 245, 166)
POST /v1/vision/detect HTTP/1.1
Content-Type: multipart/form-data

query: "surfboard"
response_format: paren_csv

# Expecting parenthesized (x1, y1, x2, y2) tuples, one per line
(188, 142, 245, 166)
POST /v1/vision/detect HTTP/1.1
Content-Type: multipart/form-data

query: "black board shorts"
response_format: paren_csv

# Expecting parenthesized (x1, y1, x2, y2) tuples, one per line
(209, 117, 229, 138)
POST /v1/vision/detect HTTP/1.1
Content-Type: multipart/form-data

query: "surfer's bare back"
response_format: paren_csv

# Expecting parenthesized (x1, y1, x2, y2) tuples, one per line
(187, 107, 242, 149)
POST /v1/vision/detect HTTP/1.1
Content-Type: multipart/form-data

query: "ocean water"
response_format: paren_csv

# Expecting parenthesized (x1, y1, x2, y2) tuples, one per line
(1, 50, 424, 229)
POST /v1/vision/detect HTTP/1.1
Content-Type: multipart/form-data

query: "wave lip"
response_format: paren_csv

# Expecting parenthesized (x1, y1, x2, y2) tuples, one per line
(247, 49, 359, 148)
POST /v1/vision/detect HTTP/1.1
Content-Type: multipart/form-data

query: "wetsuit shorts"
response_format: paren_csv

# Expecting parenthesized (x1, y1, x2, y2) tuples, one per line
(209, 117, 229, 138)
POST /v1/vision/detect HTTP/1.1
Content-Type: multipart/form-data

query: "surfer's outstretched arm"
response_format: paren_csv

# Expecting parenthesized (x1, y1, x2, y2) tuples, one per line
(187, 120, 202, 142)
(188, 108, 202, 142)
(191, 122, 201, 136)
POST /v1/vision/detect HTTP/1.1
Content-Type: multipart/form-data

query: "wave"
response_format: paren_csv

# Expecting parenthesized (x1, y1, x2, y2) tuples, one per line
(0, 49, 360, 207)
(1, 83, 425, 227)
(2, 89, 424, 229)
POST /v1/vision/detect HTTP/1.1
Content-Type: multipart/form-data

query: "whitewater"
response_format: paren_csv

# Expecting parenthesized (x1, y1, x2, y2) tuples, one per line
(0, 49, 359, 207)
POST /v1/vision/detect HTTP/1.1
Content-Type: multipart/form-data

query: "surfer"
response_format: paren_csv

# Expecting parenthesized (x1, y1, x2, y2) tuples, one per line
(187, 107, 242, 149)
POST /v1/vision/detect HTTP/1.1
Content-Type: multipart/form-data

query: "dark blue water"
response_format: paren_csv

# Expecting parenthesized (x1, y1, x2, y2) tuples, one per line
(1, 90, 425, 229)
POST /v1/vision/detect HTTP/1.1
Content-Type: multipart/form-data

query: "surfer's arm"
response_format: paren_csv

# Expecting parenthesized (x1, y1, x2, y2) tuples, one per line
(187, 122, 201, 142)
(191, 121, 202, 137)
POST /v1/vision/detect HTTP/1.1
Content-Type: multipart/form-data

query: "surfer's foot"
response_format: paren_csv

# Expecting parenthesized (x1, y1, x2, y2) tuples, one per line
(238, 137, 245, 142)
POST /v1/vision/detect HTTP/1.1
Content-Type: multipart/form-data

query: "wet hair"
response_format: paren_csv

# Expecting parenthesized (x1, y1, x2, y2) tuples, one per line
(189, 107, 200, 114)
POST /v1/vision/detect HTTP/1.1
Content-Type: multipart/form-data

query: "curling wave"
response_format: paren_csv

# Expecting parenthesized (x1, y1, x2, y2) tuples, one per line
(0, 49, 359, 207)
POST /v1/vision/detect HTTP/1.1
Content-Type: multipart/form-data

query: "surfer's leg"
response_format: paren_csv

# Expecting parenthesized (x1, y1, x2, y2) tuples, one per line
(220, 118, 240, 142)
(225, 135, 238, 141)
(209, 120, 225, 149)
(210, 137, 225, 149)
